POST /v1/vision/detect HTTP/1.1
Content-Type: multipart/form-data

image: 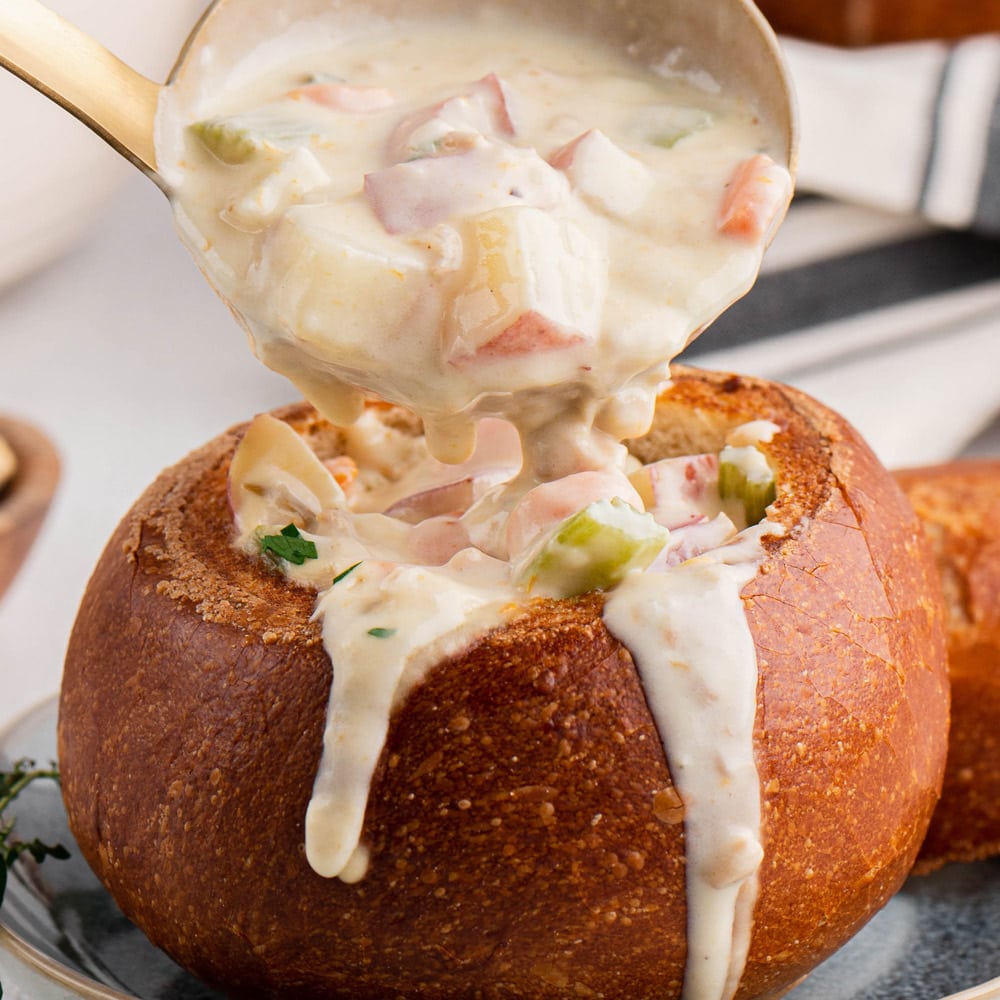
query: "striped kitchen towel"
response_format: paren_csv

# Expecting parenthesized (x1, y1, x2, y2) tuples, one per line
(782, 34, 1000, 235)
(680, 35, 1000, 470)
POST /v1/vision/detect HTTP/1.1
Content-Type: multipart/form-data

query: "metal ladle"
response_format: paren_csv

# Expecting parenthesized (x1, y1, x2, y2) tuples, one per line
(0, 0, 797, 190)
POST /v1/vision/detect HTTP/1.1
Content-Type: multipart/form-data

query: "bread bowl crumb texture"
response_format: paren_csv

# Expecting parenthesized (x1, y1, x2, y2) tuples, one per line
(58, 369, 949, 999)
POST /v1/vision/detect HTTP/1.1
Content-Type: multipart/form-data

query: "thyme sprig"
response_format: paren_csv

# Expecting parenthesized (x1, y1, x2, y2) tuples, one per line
(0, 759, 69, 910)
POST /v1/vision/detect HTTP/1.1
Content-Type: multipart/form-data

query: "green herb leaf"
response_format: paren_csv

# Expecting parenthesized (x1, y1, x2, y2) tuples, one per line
(1, 759, 68, 910)
(333, 561, 363, 585)
(367, 627, 397, 639)
(260, 523, 319, 566)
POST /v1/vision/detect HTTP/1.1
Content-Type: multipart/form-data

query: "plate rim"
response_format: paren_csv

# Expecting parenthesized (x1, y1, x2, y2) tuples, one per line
(0, 922, 138, 1000)
(4, 695, 1000, 1000)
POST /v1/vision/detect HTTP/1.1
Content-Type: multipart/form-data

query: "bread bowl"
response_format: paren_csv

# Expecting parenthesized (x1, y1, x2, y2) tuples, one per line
(894, 459, 1000, 874)
(58, 366, 949, 1000)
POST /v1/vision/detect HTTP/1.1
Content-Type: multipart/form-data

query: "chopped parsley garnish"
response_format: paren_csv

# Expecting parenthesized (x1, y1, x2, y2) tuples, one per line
(367, 627, 397, 639)
(1, 759, 69, 911)
(260, 523, 318, 565)
(333, 561, 363, 585)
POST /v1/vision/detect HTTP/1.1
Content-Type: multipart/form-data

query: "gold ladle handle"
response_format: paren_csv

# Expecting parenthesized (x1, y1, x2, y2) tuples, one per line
(0, 0, 160, 176)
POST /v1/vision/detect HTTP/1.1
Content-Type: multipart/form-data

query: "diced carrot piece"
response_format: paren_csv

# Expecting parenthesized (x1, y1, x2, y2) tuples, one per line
(324, 455, 359, 491)
(717, 154, 792, 242)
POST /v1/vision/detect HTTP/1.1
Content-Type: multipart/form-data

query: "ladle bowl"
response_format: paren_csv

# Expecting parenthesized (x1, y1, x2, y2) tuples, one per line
(0, 0, 797, 192)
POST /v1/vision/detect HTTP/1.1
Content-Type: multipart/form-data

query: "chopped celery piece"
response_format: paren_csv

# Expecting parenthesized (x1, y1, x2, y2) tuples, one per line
(636, 106, 712, 150)
(303, 72, 346, 85)
(651, 128, 692, 150)
(190, 112, 314, 165)
(718, 445, 776, 526)
(519, 497, 669, 598)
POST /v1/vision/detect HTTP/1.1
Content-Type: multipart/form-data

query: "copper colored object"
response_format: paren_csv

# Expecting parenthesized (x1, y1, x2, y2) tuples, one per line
(0, 415, 59, 601)
(756, 0, 1000, 45)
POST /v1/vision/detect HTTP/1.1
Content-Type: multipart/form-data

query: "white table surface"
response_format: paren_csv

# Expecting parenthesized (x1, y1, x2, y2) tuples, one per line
(0, 173, 295, 732)
(1, 172, 998, 737)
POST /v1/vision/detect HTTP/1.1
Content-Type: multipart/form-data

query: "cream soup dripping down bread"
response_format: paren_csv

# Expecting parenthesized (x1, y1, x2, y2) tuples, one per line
(159, 9, 791, 1000)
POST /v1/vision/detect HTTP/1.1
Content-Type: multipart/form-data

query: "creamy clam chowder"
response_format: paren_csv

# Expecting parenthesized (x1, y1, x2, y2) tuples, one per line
(161, 10, 791, 1000)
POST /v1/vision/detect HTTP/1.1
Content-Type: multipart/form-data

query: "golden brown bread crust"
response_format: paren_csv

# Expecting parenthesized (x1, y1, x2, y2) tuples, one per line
(754, 0, 1000, 45)
(894, 460, 1000, 874)
(58, 368, 949, 999)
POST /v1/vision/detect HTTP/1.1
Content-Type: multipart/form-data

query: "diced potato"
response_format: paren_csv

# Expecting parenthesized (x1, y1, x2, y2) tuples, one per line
(550, 129, 653, 217)
(223, 147, 331, 232)
(365, 143, 567, 235)
(287, 82, 395, 113)
(717, 154, 793, 243)
(445, 206, 605, 364)
(258, 202, 436, 371)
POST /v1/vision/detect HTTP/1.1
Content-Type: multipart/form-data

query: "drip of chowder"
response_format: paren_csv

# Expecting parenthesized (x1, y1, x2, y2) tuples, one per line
(162, 11, 791, 1000)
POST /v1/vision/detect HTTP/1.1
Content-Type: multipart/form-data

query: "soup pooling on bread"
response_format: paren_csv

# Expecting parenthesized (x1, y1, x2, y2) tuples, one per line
(159, 9, 791, 1000)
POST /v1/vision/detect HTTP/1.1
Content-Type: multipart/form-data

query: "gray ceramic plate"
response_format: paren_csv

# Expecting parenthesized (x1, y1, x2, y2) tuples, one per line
(2, 697, 1000, 1000)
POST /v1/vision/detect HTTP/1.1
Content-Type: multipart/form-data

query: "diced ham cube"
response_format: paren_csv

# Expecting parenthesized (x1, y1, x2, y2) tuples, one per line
(387, 73, 517, 163)
(629, 453, 721, 529)
(655, 513, 738, 568)
(457, 311, 586, 363)
(409, 515, 472, 565)
(288, 82, 395, 113)
(717, 153, 793, 243)
(261, 203, 435, 367)
(365, 143, 567, 235)
(505, 470, 644, 559)
(473, 73, 517, 137)
(223, 146, 330, 232)
(550, 129, 653, 217)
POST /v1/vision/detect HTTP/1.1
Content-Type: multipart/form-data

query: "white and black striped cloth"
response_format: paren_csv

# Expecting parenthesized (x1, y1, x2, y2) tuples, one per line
(681, 34, 1000, 469)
